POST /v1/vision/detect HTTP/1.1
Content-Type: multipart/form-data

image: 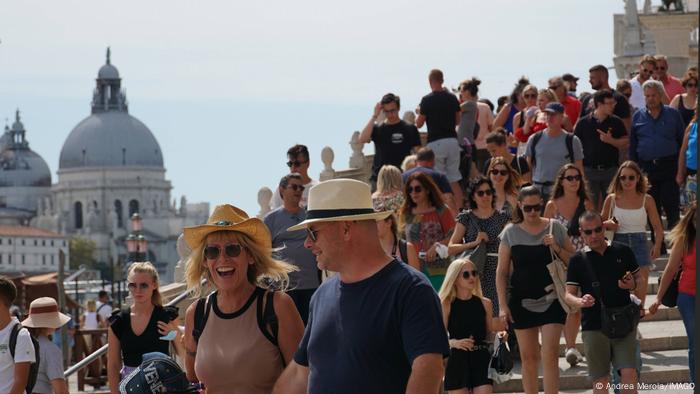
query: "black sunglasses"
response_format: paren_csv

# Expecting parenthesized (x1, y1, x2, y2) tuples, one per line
(203, 244, 243, 260)
(287, 184, 305, 191)
(286, 160, 308, 168)
(563, 175, 582, 182)
(407, 185, 423, 194)
(462, 270, 478, 279)
(582, 226, 604, 235)
(127, 282, 150, 291)
(306, 227, 321, 242)
(522, 203, 542, 213)
(475, 189, 493, 197)
(490, 169, 509, 177)
(619, 175, 636, 182)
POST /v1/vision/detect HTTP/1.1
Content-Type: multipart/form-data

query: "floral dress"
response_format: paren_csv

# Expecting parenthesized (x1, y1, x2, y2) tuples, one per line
(403, 205, 455, 289)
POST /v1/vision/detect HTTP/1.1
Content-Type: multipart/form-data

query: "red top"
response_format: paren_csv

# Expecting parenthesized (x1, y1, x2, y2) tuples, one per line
(563, 95, 581, 125)
(679, 246, 696, 296)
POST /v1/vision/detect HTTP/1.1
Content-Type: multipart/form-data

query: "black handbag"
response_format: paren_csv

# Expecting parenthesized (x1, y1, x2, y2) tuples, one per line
(658, 268, 681, 308)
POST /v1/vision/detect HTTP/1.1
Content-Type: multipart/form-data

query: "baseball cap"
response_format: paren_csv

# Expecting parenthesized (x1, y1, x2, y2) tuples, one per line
(544, 102, 565, 114)
(562, 73, 579, 82)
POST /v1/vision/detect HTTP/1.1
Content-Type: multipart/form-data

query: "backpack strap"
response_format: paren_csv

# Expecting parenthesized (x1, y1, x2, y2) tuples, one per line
(565, 133, 574, 163)
(192, 292, 214, 343)
(398, 239, 409, 264)
(530, 132, 543, 168)
(9, 322, 21, 360)
(256, 289, 285, 366)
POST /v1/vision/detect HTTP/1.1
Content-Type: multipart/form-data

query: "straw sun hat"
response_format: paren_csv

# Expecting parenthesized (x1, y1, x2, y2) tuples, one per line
(287, 179, 391, 231)
(21, 297, 70, 329)
(183, 204, 272, 250)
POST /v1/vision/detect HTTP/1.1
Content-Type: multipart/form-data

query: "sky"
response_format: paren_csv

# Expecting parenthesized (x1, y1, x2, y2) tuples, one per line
(0, 0, 637, 216)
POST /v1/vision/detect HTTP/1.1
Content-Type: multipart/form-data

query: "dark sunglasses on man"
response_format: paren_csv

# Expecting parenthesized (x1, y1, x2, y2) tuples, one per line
(286, 160, 308, 168)
(287, 184, 305, 191)
(581, 226, 604, 235)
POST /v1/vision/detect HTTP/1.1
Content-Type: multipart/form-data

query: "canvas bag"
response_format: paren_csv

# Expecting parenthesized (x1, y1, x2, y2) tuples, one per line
(545, 220, 575, 314)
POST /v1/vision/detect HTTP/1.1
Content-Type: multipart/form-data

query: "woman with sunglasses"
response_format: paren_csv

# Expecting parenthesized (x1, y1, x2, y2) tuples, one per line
(448, 177, 509, 318)
(399, 172, 455, 290)
(602, 161, 664, 315)
(543, 164, 593, 367)
(649, 202, 696, 383)
(108, 262, 184, 394)
(439, 259, 496, 394)
(182, 204, 303, 393)
(496, 186, 574, 394)
(486, 157, 520, 215)
(670, 71, 697, 129)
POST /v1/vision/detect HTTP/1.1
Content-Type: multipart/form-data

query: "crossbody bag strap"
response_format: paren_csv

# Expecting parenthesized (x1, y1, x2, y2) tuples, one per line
(548, 219, 557, 261)
(580, 254, 605, 309)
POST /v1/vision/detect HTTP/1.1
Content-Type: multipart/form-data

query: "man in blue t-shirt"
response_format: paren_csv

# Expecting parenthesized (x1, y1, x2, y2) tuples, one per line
(273, 179, 449, 394)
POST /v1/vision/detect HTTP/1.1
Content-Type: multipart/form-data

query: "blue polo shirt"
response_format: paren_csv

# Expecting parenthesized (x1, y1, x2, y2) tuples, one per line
(629, 105, 684, 162)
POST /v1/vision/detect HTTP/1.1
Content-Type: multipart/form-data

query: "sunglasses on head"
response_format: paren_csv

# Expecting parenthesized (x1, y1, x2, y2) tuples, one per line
(522, 203, 542, 213)
(203, 244, 243, 260)
(563, 175, 582, 182)
(475, 189, 493, 197)
(462, 270, 478, 279)
(286, 160, 308, 168)
(582, 226, 604, 235)
(127, 282, 150, 291)
(407, 185, 423, 194)
(287, 184, 305, 191)
(619, 175, 636, 182)
(490, 169, 509, 177)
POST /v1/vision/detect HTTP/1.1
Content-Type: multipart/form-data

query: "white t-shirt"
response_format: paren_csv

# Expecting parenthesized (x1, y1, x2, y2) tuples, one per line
(0, 318, 37, 394)
(629, 77, 646, 110)
(96, 301, 113, 322)
(82, 311, 100, 329)
(271, 179, 318, 210)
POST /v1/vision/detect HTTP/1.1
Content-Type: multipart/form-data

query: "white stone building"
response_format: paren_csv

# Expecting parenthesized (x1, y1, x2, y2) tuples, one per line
(0, 225, 68, 274)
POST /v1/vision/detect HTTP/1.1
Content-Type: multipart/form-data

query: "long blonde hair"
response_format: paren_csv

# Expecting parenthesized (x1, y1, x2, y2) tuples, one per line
(608, 161, 649, 195)
(438, 259, 483, 304)
(185, 230, 296, 298)
(376, 165, 403, 194)
(128, 262, 163, 307)
(669, 202, 696, 255)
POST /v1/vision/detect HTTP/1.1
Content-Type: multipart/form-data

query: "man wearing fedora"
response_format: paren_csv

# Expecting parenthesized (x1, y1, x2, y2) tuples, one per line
(273, 179, 449, 394)
(0, 276, 37, 394)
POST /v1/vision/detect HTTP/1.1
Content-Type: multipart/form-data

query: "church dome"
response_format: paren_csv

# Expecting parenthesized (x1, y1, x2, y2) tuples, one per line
(59, 111, 163, 169)
(0, 110, 52, 187)
(58, 48, 164, 170)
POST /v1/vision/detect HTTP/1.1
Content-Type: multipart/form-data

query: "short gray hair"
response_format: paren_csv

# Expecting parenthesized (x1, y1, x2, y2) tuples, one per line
(642, 79, 665, 96)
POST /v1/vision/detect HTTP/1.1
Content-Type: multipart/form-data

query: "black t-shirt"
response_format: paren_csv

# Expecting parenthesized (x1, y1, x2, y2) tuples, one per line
(294, 260, 450, 394)
(566, 243, 640, 331)
(419, 89, 460, 143)
(109, 306, 171, 367)
(580, 90, 631, 120)
(482, 155, 530, 177)
(574, 113, 627, 168)
(371, 120, 421, 180)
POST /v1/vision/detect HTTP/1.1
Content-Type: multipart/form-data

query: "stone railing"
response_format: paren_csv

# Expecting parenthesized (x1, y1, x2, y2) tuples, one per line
(256, 111, 420, 218)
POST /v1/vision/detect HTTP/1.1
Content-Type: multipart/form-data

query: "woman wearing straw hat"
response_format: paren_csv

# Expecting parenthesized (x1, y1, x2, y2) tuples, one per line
(21, 297, 70, 394)
(182, 204, 304, 394)
(107, 262, 184, 394)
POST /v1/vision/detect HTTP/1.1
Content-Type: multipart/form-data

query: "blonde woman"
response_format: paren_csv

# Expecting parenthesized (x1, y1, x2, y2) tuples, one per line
(439, 259, 495, 394)
(183, 204, 304, 394)
(107, 262, 183, 394)
(81, 299, 101, 330)
(371, 165, 406, 213)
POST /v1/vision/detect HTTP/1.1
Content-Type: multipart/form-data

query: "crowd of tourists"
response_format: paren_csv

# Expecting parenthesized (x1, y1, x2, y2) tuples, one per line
(0, 53, 696, 394)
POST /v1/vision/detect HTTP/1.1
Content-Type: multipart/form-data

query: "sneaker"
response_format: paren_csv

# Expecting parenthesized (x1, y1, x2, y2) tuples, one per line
(565, 347, 584, 367)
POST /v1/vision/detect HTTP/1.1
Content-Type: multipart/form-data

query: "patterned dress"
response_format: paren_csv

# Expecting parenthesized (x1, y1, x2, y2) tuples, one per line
(403, 205, 455, 290)
(457, 210, 510, 316)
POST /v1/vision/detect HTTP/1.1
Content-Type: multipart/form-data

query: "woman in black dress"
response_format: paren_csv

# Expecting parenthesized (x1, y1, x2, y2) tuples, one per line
(496, 186, 575, 394)
(439, 258, 495, 394)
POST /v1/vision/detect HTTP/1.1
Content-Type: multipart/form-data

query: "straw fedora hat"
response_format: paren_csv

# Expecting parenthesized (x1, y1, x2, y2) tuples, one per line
(287, 179, 392, 231)
(183, 204, 271, 250)
(21, 297, 70, 329)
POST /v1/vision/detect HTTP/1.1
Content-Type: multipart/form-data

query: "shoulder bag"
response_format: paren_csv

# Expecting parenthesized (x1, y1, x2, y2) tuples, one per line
(545, 220, 575, 314)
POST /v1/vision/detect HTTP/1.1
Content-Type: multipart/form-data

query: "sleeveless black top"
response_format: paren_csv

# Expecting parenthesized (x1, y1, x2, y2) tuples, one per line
(678, 96, 695, 128)
(447, 296, 487, 344)
(109, 305, 171, 367)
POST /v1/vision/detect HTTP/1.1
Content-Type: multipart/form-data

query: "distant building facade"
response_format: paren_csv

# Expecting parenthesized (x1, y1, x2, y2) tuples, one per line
(0, 225, 68, 273)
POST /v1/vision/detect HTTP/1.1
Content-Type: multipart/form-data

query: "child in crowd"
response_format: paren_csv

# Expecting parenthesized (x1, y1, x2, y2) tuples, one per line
(439, 259, 496, 394)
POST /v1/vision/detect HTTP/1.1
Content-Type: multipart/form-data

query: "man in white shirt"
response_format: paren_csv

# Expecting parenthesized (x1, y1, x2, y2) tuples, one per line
(96, 290, 113, 323)
(271, 144, 318, 209)
(629, 55, 656, 110)
(0, 276, 36, 394)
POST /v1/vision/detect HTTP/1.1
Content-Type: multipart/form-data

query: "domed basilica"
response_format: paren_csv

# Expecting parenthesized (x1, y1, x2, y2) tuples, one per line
(14, 48, 209, 282)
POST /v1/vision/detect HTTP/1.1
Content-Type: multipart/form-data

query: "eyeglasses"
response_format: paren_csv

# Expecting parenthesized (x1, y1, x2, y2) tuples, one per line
(287, 184, 305, 192)
(475, 189, 493, 197)
(523, 93, 537, 99)
(686, 84, 697, 88)
(522, 204, 542, 213)
(563, 175, 582, 182)
(407, 185, 423, 194)
(490, 169, 509, 177)
(619, 175, 637, 182)
(127, 282, 150, 291)
(203, 244, 243, 260)
(286, 160, 308, 168)
(306, 227, 321, 242)
(384, 108, 399, 114)
(581, 226, 604, 235)
(462, 270, 478, 279)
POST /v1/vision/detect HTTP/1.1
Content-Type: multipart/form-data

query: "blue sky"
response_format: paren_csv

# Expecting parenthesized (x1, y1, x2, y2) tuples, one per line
(0, 0, 633, 215)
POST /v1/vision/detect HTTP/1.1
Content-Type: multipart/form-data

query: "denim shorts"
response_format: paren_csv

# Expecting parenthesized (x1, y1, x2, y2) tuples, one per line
(613, 232, 652, 268)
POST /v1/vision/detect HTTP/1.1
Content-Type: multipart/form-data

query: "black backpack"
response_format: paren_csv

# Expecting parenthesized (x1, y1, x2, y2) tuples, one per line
(530, 131, 574, 169)
(192, 289, 281, 362)
(9, 323, 40, 394)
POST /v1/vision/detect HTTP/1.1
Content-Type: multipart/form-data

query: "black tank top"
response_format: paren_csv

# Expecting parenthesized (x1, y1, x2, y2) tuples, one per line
(678, 96, 695, 128)
(447, 296, 487, 344)
(110, 305, 171, 367)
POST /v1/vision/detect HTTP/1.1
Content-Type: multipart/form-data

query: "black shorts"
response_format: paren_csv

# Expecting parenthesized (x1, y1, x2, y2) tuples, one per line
(444, 347, 493, 390)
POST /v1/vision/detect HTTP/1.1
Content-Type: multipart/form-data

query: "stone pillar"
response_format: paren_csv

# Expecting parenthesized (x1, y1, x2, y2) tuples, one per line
(257, 187, 272, 219)
(348, 131, 365, 169)
(639, 12, 699, 76)
(319, 147, 336, 181)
